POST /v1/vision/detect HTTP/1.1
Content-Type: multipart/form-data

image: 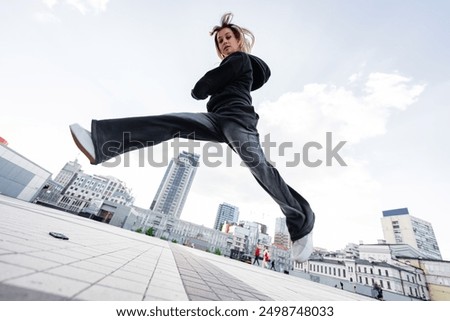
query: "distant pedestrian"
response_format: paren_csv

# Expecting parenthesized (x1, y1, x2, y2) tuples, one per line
(372, 283, 384, 300)
(263, 248, 270, 269)
(253, 247, 261, 265)
(340, 282, 343, 290)
(270, 260, 276, 271)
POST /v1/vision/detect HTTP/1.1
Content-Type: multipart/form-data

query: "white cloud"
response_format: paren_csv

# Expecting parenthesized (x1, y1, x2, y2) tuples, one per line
(258, 72, 425, 144)
(67, 0, 109, 14)
(42, 0, 59, 9)
(41, 0, 110, 15)
(364, 72, 425, 110)
(33, 11, 61, 24)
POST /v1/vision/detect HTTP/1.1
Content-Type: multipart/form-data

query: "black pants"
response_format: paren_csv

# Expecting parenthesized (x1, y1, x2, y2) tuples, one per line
(91, 106, 315, 241)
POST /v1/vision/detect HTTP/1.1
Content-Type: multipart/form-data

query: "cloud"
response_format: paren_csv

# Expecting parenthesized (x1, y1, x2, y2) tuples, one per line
(41, 0, 110, 15)
(258, 72, 426, 144)
(33, 11, 61, 24)
(42, 0, 59, 9)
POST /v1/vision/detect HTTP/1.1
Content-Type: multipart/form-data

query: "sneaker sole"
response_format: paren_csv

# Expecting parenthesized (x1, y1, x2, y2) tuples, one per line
(70, 128, 96, 165)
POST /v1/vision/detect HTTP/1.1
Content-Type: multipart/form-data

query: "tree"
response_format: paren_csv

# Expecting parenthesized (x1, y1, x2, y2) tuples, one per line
(145, 227, 154, 236)
(214, 248, 222, 256)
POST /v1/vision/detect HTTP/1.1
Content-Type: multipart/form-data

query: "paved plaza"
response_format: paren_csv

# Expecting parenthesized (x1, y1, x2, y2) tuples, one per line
(0, 195, 369, 301)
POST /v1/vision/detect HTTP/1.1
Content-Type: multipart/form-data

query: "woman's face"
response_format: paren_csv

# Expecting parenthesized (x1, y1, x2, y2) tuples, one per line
(216, 27, 241, 57)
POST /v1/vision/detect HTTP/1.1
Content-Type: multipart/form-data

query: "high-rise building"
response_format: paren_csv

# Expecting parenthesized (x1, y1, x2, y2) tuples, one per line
(150, 151, 200, 218)
(274, 217, 291, 248)
(213, 203, 239, 230)
(381, 208, 441, 260)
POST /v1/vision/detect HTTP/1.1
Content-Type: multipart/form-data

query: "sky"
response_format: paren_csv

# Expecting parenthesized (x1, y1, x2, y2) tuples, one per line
(1, 0, 449, 259)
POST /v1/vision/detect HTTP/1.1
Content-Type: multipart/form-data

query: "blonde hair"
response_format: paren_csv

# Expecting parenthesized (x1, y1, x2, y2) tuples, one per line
(210, 13, 255, 59)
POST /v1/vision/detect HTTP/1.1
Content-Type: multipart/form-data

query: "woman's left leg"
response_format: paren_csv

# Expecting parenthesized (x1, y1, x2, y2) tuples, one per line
(219, 109, 315, 243)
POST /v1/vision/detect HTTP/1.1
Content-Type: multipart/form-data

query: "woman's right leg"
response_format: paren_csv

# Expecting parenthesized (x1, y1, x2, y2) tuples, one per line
(91, 112, 224, 164)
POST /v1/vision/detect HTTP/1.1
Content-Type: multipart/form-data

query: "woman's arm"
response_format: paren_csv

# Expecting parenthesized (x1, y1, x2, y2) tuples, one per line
(191, 52, 247, 100)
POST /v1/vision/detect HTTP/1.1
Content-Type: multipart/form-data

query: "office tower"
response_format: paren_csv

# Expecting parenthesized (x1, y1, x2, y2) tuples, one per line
(150, 151, 200, 218)
(274, 217, 291, 248)
(213, 203, 239, 230)
(381, 208, 442, 260)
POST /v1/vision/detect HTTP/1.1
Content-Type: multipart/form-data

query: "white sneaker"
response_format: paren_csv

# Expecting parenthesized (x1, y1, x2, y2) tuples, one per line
(292, 232, 313, 263)
(69, 123, 96, 164)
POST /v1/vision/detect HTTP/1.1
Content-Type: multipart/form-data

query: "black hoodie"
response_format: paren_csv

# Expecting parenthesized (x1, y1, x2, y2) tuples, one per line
(191, 52, 271, 113)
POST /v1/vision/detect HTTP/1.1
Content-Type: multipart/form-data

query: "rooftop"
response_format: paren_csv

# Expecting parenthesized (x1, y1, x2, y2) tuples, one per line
(0, 195, 370, 301)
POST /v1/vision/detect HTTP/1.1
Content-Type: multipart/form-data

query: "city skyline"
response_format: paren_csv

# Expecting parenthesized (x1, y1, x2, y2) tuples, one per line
(36, 153, 449, 258)
(1, 138, 446, 260)
(1, 1, 449, 259)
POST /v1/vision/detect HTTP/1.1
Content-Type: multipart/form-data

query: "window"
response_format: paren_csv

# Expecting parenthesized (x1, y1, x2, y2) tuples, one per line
(358, 266, 361, 272)
(387, 281, 391, 289)
(343, 270, 346, 278)
(370, 268, 373, 274)
(365, 277, 368, 284)
(385, 270, 389, 277)
(378, 269, 382, 275)
(380, 280, 384, 288)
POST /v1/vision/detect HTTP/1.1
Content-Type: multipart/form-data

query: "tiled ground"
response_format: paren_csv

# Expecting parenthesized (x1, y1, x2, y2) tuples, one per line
(171, 245, 272, 300)
(0, 195, 369, 301)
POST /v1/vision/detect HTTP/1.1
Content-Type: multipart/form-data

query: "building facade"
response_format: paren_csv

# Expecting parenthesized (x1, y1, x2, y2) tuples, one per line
(150, 151, 199, 218)
(381, 208, 441, 260)
(294, 257, 429, 300)
(292, 243, 450, 300)
(53, 159, 81, 187)
(274, 217, 290, 248)
(213, 202, 239, 230)
(126, 206, 230, 254)
(0, 144, 51, 202)
(35, 161, 134, 214)
(397, 258, 450, 301)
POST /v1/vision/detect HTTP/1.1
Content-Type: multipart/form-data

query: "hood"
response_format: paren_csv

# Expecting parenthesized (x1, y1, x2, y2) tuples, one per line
(249, 54, 271, 91)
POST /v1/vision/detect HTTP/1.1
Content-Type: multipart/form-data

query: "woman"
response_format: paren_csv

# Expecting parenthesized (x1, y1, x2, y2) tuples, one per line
(70, 13, 315, 262)
(263, 248, 270, 269)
